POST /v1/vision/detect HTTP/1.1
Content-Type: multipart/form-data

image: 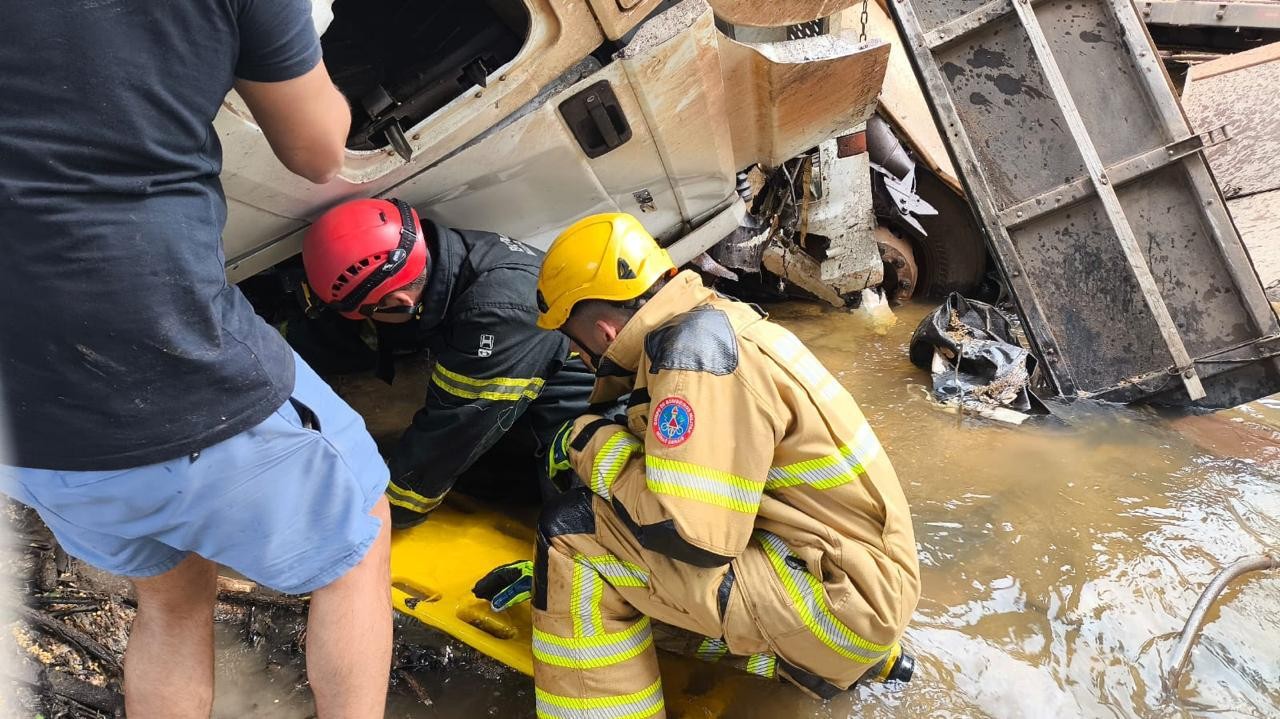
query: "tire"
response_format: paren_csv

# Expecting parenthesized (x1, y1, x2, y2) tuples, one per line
(908, 168, 991, 300)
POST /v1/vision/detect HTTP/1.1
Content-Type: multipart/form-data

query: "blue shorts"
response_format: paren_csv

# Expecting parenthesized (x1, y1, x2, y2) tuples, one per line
(0, 353, 389, 595)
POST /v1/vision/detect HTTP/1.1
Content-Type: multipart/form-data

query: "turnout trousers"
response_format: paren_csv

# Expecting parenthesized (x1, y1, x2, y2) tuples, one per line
(532, 489, 893, 719)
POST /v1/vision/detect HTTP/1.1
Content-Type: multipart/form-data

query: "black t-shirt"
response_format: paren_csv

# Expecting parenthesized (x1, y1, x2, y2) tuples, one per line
(0, 1, 322, 470)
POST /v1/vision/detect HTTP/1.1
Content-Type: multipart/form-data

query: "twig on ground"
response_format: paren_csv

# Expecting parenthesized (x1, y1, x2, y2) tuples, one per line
(29, 594, 103, 608)
(50, 606, 104, 620)
(217, 576, 309, 612)
(4, 659, 122, 716)
(398, 669, 433, 706)
(18, 606, 122, 675)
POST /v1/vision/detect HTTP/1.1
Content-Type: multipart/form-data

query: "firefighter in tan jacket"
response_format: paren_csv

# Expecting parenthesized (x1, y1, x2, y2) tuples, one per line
(487, 213, 920, 718)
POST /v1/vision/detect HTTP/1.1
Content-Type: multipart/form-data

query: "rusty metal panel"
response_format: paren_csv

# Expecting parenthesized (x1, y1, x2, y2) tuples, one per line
(1139, 0, 1280, 31)
(707, 0, 860, 27)
(890, 0, 1280, 407)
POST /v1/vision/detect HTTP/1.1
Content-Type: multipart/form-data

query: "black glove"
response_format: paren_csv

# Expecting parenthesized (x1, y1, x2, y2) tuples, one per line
(471, 560, 534, 611)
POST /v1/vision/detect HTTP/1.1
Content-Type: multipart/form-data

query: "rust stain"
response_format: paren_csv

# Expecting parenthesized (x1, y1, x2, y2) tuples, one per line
(707, 0, 860, 28)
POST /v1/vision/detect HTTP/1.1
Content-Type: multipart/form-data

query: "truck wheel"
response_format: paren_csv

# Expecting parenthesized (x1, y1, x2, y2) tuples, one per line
(904, 168, 990, 300)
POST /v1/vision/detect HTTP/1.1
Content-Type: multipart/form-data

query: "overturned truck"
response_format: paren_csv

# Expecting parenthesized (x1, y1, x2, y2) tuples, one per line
(220, 0, 1280, 409)
(223, 0, 993, 320)
(220, 0, 899, 291)
(889, 0, 1280, 408)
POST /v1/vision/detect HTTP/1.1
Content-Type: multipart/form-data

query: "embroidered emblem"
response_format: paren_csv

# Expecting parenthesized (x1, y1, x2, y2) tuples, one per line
(498, 236, 536, 256)
(651, 397, 695, 447)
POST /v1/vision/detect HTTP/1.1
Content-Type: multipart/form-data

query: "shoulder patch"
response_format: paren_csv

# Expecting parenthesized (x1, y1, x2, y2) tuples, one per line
(644, 305, 738, 376)
(651, 397, 694, 447)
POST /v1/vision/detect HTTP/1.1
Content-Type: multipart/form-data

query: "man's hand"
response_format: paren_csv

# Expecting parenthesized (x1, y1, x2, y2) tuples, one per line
(471, 560, 534, 611)
(546, 420, 575, 487)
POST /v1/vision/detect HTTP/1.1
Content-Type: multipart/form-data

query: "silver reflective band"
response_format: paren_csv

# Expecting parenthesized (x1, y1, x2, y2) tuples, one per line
(532, 617, 653, 669)
(586, 554, 649, 589)
(766, 424, 880, 491)
(696, 637, 728, 662)
(592, 432, 640, 499)
(745, 653, 778, 678)
(535, 676, 664, 719)
(756, 530, 889, 663)
(645, 456, 762, 513)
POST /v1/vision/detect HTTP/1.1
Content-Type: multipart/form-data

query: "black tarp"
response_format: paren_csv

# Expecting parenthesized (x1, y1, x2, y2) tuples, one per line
(910, 293, 1048, 415)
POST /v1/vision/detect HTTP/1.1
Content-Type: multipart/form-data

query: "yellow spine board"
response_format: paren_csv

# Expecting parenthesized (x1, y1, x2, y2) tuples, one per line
(389, 499, 538, 676)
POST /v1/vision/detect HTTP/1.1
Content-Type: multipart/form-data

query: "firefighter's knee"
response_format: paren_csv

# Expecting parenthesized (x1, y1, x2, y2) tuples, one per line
(537, 485, 596, 542)
(534, 486, 595, 610)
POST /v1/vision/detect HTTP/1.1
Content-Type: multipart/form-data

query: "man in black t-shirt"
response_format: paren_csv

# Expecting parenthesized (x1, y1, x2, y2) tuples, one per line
(0, 2, 393, 716)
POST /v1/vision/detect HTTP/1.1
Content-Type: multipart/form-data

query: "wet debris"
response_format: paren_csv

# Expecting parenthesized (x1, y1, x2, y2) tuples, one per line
(0, 502, 318, 718)
(909, 293, 1049, 424)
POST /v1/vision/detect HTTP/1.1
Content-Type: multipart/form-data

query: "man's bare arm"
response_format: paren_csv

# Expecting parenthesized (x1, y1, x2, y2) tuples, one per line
(235, 60, 351, 184)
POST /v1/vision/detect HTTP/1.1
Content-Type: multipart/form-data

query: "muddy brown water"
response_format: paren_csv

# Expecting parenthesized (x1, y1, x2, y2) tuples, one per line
(211, 301, 1280, 719)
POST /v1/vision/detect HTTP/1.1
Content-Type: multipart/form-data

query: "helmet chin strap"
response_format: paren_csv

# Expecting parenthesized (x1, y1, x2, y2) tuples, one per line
(560, 327, 603, 373)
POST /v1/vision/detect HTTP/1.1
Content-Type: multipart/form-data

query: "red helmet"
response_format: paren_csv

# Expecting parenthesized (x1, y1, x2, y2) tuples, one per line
(303, 198, 430, 320)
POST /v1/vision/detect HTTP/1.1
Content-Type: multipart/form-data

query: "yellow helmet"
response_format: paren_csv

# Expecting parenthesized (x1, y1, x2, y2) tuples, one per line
(536, 213, 676, 330)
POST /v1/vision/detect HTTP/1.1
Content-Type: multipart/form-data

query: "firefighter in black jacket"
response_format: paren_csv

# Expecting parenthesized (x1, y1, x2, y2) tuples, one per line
(302, 198, 595, 528)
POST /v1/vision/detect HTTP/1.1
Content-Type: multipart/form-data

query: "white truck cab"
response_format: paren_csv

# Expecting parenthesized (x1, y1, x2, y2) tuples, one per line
(218, 0, 894, 302)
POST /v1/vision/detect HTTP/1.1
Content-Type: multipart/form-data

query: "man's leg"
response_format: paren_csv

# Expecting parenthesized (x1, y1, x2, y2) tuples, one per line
(305, 495, 393, 718)
(532, 488, 665, 719)
(125, 554, 219, 719)
(1, 353, 394, 717)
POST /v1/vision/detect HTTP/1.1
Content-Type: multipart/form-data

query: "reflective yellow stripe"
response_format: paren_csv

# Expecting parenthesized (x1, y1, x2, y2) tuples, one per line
(766, 424, 880, 492)
(591, 432, 640, 499)
(532, 616, 653, 669)
(745, 653, 777, 678)
(756, 530, 890, 663)
(770, 331, 846, 402)
(535, 677, 664, 719)
(430, 363, 545, 402)
(386, 482, 444, 514)
(696, 637, 728, 663)
(434, 363, 545, 388)
(645, 456, 761, 513)
(570, 561, 604, 637)
(581, 554, 648, 589)
(431, 373, 542, 401)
